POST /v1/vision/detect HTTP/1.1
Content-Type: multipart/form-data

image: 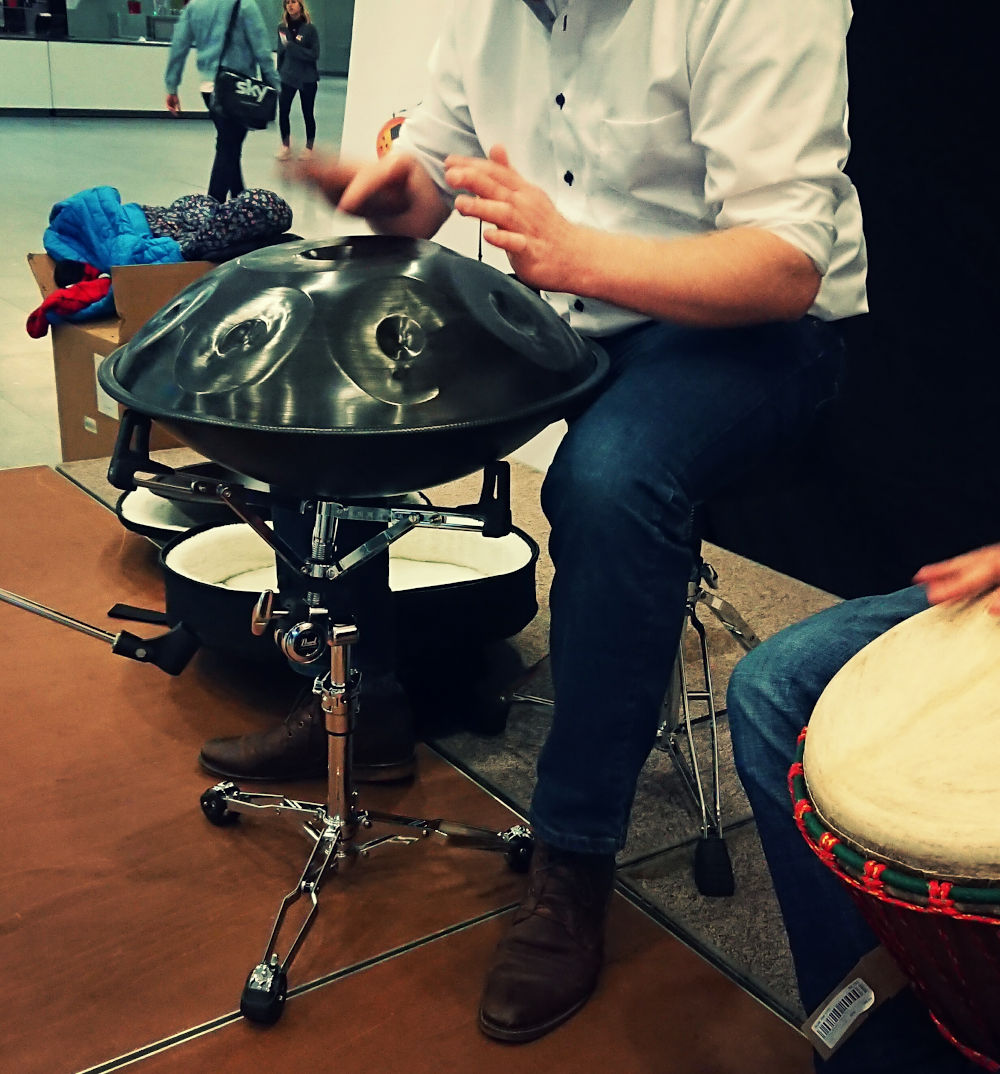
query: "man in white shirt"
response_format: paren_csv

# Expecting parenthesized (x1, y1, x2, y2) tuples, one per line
(298, 0, 866, 1043)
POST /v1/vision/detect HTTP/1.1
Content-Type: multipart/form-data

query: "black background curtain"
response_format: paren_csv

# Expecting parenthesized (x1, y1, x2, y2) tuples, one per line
(702, 9, 999, 599)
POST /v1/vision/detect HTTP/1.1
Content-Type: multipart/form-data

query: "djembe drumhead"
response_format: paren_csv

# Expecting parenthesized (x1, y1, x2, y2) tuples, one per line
(794, 593, 1000, 1069)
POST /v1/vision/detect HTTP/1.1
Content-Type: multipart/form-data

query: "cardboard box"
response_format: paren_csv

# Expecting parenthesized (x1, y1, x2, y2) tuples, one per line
(28, 253, 214, 462)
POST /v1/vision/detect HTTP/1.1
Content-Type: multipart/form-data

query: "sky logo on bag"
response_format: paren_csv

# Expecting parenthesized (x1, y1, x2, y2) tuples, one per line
(235, 78, 270, 102)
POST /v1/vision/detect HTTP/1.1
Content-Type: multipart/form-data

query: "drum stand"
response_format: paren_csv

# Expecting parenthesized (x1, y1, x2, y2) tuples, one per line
(511, 551, 759, 897)
(193, 475, 534, 1026)
(2, 444, 535, 1028)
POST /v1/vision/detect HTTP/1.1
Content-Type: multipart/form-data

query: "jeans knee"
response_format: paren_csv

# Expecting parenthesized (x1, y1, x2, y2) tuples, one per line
(727, 649, 771, 722)
(727, 647, 805, 786)
(543, 443, 689, 540)
(542, 453, 613, 525)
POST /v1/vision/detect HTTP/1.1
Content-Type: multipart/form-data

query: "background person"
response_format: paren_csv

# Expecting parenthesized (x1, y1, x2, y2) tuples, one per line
(265, 0, 868, 1042)
(275, 0, 320, 162)
(727, 544, 1000, 1074)
(164, 0, 280, 203)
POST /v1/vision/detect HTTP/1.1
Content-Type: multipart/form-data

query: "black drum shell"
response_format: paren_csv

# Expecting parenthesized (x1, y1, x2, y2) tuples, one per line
(158, 521, 539, 668)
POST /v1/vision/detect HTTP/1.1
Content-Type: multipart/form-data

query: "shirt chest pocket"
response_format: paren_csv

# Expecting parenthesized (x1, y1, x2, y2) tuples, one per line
(596, 111, 698, 198)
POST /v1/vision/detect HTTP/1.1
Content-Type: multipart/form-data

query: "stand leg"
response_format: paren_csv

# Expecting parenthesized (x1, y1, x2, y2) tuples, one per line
(241, 822, 342, 1024)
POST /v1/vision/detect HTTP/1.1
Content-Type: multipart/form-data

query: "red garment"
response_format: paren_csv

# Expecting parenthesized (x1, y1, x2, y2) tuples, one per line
(27, 265, 111, 338)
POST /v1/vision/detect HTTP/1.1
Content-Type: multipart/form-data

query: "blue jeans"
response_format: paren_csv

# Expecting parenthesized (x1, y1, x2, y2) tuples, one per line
(728, 586, 978, 1073)
(528, 315, 843, 855)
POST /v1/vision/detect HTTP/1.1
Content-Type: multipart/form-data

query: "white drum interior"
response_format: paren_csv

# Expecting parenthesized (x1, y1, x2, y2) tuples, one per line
(804, 593, 1000, 881)
(120, 487, 220, 533)
(164, 522, 533, 592)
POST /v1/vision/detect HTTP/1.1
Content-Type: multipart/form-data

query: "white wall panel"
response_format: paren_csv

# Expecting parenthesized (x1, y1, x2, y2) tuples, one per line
(0, 41, 54, 109)
(48, 41, 205, 113)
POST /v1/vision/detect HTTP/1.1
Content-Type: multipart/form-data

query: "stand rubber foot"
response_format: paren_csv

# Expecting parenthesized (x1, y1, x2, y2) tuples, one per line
(504, 833, 534, 873)
(694, 834, 735, 897)
(240, 963, 288, 1025)
(200, 785, 239, 827)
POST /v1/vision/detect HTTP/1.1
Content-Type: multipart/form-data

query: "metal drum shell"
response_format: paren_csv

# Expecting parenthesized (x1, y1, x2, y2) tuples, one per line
(97, 235, 609, 499)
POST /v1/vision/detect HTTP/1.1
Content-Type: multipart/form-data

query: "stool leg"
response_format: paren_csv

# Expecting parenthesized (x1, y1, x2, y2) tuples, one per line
(655, 548, 747, 896)
(685, 609, 734, 896)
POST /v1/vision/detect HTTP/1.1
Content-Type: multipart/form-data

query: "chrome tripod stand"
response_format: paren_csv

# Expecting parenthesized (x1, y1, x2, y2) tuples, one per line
(511, 549, 759, 898)
(192, 470, 534, 1025)
(651, 554, 760, 896)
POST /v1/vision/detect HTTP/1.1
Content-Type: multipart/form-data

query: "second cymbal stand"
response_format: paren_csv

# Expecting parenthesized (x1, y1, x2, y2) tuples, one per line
(652, 555, 760, 896)
(509, 551, 759, 898)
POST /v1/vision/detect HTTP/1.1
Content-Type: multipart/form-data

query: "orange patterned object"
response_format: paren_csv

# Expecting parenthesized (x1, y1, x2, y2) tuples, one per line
(376, 114, 406, 158)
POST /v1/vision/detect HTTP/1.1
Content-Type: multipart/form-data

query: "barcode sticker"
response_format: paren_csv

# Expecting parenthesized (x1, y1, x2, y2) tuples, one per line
(809, 977, 876, 1048)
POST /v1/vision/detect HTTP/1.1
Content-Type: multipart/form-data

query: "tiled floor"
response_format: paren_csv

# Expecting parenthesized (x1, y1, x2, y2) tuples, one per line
(2, 465, 814, 1074)
(0, 80, 349, 471)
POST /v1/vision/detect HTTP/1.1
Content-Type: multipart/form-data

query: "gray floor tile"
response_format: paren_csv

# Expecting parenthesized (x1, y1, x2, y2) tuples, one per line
(0, 397, 61, 467)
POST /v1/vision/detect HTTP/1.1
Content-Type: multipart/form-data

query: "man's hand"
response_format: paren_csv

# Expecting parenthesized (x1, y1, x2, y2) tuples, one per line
(166, 93, 181, 116)
(444, 145, 587, 293)
(913, 543, 1000, 614)
(446, 144, 820, 326)
(295, 151, 450, 239)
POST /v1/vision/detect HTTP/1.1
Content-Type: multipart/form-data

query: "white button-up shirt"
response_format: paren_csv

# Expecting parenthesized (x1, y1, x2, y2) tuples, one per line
(396, 0, 867, 334)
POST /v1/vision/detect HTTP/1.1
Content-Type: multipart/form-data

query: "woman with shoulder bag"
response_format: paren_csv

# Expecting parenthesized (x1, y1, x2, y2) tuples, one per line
(275, 0, 320, 161)
(164, 0, 280, 203)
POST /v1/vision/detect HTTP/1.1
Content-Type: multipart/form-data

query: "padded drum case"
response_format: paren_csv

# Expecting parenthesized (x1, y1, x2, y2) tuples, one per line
(159, 520, 539, 668)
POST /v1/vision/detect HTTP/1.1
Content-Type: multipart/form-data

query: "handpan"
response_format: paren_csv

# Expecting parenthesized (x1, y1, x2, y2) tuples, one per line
(97, 235, 608, 498)
(792, 593, 1000, 1069)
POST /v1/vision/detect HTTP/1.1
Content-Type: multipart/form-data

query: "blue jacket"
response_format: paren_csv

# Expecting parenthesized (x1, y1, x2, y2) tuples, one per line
(44, 186, 183, 321)
(165, 0, 280, 94)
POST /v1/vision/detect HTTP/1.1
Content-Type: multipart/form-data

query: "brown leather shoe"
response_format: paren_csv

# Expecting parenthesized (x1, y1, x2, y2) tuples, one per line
(198, 676, 416, 784)
(479, 840, 616, 1042)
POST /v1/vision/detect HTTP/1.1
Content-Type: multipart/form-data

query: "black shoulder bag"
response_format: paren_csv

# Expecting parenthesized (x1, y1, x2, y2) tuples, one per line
(210, 0, 277, 130)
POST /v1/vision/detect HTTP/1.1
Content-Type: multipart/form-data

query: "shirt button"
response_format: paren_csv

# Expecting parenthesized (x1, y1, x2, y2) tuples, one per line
(563, 170, 574, 186)
(573, 299, 585, 312)
(555, 93, 565, 108)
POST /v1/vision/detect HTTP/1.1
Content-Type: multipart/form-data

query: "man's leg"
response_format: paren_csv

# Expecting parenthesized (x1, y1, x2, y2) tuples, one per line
(480, 315, 844, 1040)
(728, 587, 978, 1072)
(202, 93, 246, 201)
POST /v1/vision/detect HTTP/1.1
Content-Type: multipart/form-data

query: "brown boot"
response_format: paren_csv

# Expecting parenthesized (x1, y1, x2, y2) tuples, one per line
(478, 840, 616, 1042)
(198, 676, 416, 784)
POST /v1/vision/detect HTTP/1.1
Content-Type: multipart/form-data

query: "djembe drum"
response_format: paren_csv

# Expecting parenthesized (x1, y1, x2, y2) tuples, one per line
(791, 592, 1000, 1071)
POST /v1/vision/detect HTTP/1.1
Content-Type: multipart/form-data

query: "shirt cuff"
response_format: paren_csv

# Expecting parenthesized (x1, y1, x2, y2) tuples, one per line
(715, 179, 842, 275)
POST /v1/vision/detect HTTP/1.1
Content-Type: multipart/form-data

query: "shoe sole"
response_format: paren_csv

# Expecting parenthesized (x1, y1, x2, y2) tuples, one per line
(353, 758, 417, 783)
(198, 753, 416, 785)
(477, 994, 590, 1043)
(198, 753, 325, 783)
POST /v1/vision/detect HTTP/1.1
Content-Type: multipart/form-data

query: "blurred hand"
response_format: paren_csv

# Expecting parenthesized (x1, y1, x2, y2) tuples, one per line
(444, 144, 588, 292)
(166, 93, 181, 116)
(913, 543, 1000, 613)
(294, 150, 449, 238)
